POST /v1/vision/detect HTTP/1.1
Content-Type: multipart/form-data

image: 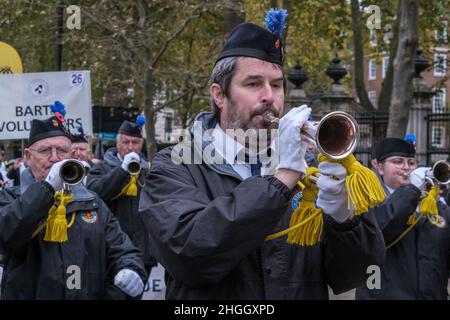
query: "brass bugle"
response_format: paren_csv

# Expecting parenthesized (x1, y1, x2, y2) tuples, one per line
(127, 160, 141, 176)
(431, 160, 450, 185)
(412, 161, 450, 199)
(60, 159, 86, 187)
(265, 110, 359, 160)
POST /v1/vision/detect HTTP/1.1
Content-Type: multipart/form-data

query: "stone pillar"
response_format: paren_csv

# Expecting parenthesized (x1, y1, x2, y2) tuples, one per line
(315, 84, 354, 118)
(313, 55, 354, 119)
(407, 77, 433, 165)
(284, 62, 311, 115)
(406, 49, 433, 165)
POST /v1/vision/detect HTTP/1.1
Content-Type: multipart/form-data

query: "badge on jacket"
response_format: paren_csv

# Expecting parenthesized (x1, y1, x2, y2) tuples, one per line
(427, 215, 447, 228)
(81, 210, 98, 224)
(291, 191, 303, 210)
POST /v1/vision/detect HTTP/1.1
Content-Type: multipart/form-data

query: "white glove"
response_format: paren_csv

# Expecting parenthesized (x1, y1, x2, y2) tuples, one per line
(121, 152, 140, 172)
(277, 105, 311, 175)
(316, 162, 354, 223)
(80, 160, 91, 170)
(114, 268, 144, 297)
(410, 167, 432, 189)
(44, 159, 70, 191)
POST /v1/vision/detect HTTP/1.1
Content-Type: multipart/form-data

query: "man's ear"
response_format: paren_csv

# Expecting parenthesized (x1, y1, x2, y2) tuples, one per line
(376, 162, 384, 176)
(210, 83, 225, 111)
(24, 148, 31, 162)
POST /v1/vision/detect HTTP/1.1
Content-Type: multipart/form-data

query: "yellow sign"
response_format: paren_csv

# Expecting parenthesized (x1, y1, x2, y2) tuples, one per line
(0, 42, 23, 74)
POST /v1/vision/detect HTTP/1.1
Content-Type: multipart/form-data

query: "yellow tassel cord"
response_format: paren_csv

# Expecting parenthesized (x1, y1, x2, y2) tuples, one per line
(286, 167, 324, 246)
(407, 186, 440, 225)
(111, 175, 139, 200)
(386, 215, 420, 249)
(32, 192, 76, 242)
(266, 168, 324, 244)
(317, 153, 386, 215)
(388, 186, 440, 249)
(266, 154, 385, 245)
(419, 185, 439, 217)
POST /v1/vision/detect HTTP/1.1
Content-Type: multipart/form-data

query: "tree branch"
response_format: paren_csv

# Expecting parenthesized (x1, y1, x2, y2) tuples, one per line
(350, 0, 376, 112)
(152, 5, 206, 67)
(153, 89, 195, 113)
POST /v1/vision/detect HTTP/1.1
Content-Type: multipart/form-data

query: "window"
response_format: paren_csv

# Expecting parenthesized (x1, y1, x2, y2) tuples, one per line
(382, 56, 389, 79)
(433, 89, 446, 113)
(435, 21, 448, 42)
(368, 59, 377, 80)
(431, 126, 445, 148)
(383, 26, 393, 44)
(434, 52, 447, 77)
(368, 91, 377, 107)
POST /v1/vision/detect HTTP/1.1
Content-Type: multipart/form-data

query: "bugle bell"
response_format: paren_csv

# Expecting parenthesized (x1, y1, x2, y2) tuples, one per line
(59, 159, 86, 188)
(265, 110, 359, 160)
(314, 111, 359, 160)
(127, 160, 141, 176)
(430, 160, 450, 185)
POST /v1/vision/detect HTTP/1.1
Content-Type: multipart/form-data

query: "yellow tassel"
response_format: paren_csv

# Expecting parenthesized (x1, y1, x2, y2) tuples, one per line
(317, 153, 386, 215)
(125, 175, 138, 196)
(390, 186, 440, 246)
(44, 192, 73, 242)
(419, 186, 439, 217)
(111, 175, 139, 200)
(287, 167, 324, 246)
(406, 213, 417, 225)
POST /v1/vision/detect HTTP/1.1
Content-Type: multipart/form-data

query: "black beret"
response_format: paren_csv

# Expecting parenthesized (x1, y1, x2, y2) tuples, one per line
(375, 137, 416, 163)
(71, 133, 88, 144)
(28, 116, 72, 147)
(118, 120, 143, 138)
(216, 23, 283, 66)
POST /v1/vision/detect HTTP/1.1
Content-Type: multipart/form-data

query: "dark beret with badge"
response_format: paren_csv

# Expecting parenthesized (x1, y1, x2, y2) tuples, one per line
(215, 8, 288, 66)
(375, 137, 416, 163)
(118, 115, 146, 138)
(28, 101, 72, 147)
(72, 125, 89, 143)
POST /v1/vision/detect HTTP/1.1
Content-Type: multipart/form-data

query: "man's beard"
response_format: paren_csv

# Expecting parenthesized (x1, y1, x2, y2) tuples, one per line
(223, 98, 278, 131)
(222, 97, 279, 151)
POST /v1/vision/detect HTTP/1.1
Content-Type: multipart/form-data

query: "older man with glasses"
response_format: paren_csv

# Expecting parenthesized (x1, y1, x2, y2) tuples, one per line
(356, 137, 450, 300)
(0, 115, 147, 299)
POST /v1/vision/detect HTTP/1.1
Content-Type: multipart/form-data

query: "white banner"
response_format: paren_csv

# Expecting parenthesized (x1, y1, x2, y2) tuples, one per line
(0, 71, 92, 140)
(142, 263, 166, 300)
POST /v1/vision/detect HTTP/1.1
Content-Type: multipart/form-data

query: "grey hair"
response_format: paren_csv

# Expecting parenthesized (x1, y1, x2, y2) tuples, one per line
(209, 57, 239, 120)
(209, 56, 286, 120)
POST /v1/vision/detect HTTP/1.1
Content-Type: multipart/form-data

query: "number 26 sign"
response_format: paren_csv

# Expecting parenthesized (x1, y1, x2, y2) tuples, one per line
(69, 72, 85, 87)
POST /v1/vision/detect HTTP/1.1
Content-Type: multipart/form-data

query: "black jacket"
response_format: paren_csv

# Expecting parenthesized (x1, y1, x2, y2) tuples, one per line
(6, 167, 20, 186)
(86, 148, 156, 271)
(356, 184, 450, 300)
(138, 112, 386, 300)
(0, 168, 147, 299)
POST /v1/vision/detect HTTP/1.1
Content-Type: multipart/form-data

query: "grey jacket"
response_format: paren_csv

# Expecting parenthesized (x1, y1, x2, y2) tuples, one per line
(139, 112, 386, 299)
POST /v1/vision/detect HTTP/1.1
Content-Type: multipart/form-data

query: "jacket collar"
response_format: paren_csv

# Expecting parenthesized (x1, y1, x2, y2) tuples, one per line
(189, 112, 243, 181)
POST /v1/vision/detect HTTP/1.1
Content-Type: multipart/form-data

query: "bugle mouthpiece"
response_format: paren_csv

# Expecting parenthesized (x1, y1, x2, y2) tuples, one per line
(264, 112, 279, 124)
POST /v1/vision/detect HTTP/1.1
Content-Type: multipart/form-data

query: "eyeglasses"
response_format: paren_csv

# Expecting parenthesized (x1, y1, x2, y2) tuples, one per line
(72, 147, 88, 152)
(120, 140, 141, 146)
(29, 147, 71, 158)
(384, 157, 418, 169)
